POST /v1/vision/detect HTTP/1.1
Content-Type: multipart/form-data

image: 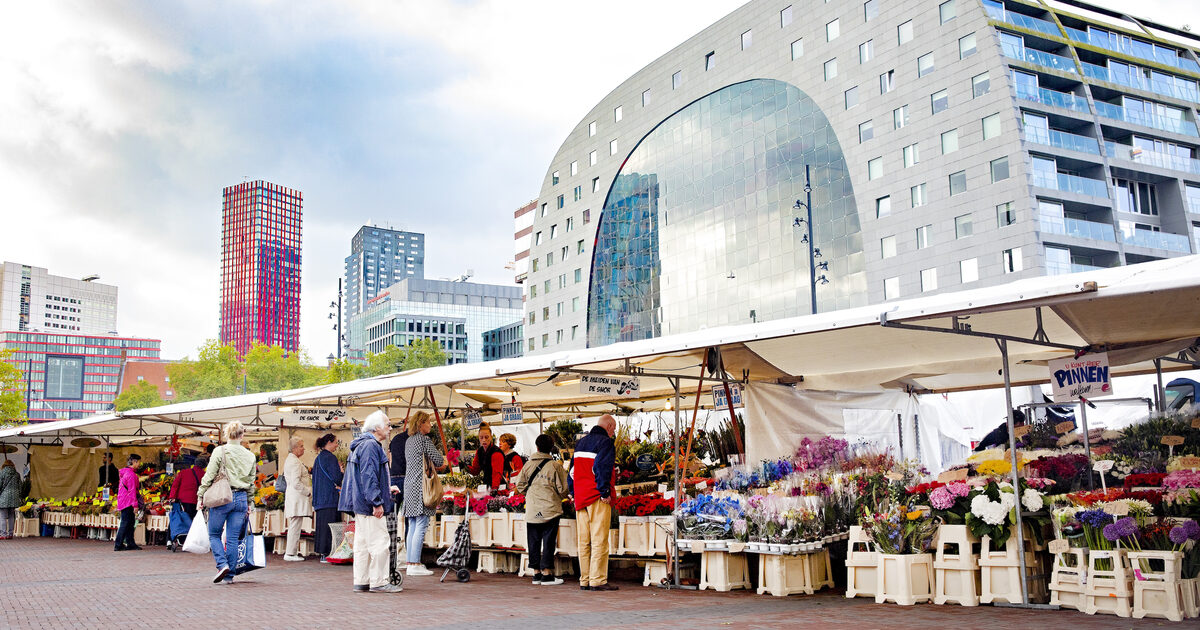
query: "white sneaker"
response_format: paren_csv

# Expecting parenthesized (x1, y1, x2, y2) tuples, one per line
(406, 564, 433, 576)
(284, 555, 305, 562)
(540, 576, 563, 585)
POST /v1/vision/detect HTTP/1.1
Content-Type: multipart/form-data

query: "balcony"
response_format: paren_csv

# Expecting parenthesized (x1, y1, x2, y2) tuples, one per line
(1031, 170, 1110, 198)
(1065, 26, 1200, 75)
(1013, 83, 1090, 113)
(1122, 229, 1193, 252)
(986, 5, 1063, 38)
(1047, 260, 1112, 275)
(1080, 61, 1200, 102)
(1093, 101, 1199, 137)
(1039, 216, 1115, 241)
(1104, 142, 1200, 175)
(1026, 127, 1100, 154)
(1002, 43, 1077, 73)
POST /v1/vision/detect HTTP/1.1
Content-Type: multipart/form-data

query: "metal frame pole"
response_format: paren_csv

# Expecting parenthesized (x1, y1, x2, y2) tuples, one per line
(672, 377, 682, 588)
(1154, 358, 1165, 412)
(1079, 399, 1094, 490)
(999, 339, 1030, 606)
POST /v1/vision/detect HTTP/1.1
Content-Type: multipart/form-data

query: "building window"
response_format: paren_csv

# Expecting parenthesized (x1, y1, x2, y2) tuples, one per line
(528, 338, 535, 351)
(880, 70, 895, 93)
(566, 217, 575, 233)
(859, 40, 874, 64)
(903, 143, 919, 168)
(876, 195, 892, 218)
(898, 20, 914, 45)
(941, 129, 959, 154)
(960, 258, 979, 283)
(552, 170, 560, 185)
(781, 5, 793, 27)
(865, 0, 879, 21)
(705, 51, 715, 71)
(556, 195, 564, 209)
(1002, 247, 1023, 273)
(997, 202, 1016, 226)
(550, 223, 559, 239)
(827, 19, 840, 41)
(917, 53, 935, 77)
(982, 113, 1001, 140)
(911, 183, 927, 207)
(592, 177, 600, 193)
(824, 58, 838, 81)
(573, 186, 582, 201)
(543, 280, 550, 293)
(588, 121, 596, 137)
(893, 105, 909, 129)
(990, 156, 1010, 183)
(528, 312, 536, 325)
(884, 276, 900, 300)
(959, 33, 977, 59)
(574, 268, 582, 283)
(845, 86, 859, 109)
(921, 268, 938, 292)
(916, 224, 932, 249)
(609, 139, 618, 156)
(791, 39, 804, 60)
(859, 120, 874, 143)
(972, 72, 990, 97)
(572, 296, 580, 311)
(589, 150, 597, 166)
(530, 285, 537, 298)
(881, 235, 897, 259)
(577, 239, 585, 254)
(546, 250, 555, 265)
(642, 89, 651, 107)
(955, 214, 973, 238)
(534, 231, 542, 245)
(940, 1, 956, 24)
(931, 89, 949, 114)
(949, 170, 967, 195)
(672, 70, 682, 89)
(532, 259, 539, 272)
(741, 29, 753, 50)
(571, 325, 579, 340)
(868, 157, 883, 180)
(542, 333, 549, 347)
(570, 161, 578, 176)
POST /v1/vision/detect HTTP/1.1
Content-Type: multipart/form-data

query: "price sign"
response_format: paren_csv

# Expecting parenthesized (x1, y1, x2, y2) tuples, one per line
(1048, 539, 1069, 554)
(885, 472, 904, 482)
(1161, 435, 1185, 446)
(464, 410, 482, 430)
(1178, 456, 1200, 470)
(500, 403, 523, 425)
(1104, 501, 1129, 516)
(1192, 416, 1200, 429)
(1012, 425, 1031, 439)
(635, 454, 656, 471)
(729, 542, 746, 553)
(937, 468, 969, 483)
(690, 541, 705, 553)
(1055, 420, 1076, 435)
(1092, 460, 1114, 472)
(696, 480, 708, 490)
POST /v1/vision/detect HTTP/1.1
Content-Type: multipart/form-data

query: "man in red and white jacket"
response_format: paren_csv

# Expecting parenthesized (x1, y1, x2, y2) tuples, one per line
(571, 414, 618, 591)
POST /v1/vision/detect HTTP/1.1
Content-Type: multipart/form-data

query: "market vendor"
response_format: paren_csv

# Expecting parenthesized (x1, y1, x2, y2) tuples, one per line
(498, 432, 524, 488)
(167, 457, 206, 519)
(466, 423, 504, 491)
(973, 408, 1027, 451)
(98, 452, 120, 495)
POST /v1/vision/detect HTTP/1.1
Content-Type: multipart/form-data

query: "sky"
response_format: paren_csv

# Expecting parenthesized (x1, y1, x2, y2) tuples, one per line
(0, 0, 1195, 361)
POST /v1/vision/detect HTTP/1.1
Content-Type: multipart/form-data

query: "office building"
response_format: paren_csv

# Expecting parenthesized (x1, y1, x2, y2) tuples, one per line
(0, 262, 118, 335)
(348, 278, 522, 364)
(483, 320, 524, 361)
(522, 0, 1200, 354)
(220, 180, 302, 355)
(344, 225, 426, 323)
(513, 200, 536, 285)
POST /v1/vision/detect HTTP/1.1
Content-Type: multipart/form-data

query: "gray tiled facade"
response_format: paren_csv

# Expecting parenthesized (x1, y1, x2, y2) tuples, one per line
(524, 0, 1200, 354)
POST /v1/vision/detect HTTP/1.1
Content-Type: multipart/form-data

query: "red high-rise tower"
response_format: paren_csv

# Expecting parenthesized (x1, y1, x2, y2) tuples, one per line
(220, 180, 302, 355)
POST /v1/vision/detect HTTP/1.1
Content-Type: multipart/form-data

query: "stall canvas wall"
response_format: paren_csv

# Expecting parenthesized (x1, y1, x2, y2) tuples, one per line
(29, 445, 164, 500)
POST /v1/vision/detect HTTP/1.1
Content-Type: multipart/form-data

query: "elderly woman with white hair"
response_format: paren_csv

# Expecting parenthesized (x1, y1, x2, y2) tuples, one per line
(338, 410, 402, 593)
(198, 420, 257, 584)
(283, 435, 313, 561)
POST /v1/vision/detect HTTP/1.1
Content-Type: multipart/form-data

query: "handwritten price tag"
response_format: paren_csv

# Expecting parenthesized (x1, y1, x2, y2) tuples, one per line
(1104, 501, 1130, 516)
(937, 468, 969, 483)
(1161, 435, 1185, 446)
(1055, 421, 1076, 435)
(885, 472, 905, 482)
(1092, 460, 1114, 472)
(1048, 539, 1069, 554)
(1012, 425, 1031, 439)
(1179, 456, 1200, 470)
(691, 541, 705, 553)
(728, 542, 746, 553)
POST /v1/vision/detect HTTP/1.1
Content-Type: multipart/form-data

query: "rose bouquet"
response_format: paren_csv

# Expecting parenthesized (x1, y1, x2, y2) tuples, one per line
(505, 493, 526, 513)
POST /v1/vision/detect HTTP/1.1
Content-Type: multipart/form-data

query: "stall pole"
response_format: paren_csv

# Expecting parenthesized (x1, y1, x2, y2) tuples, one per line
(681, 354, 709, 475)
(672, 377, 682, 588)
(716, 354, 744, 455)
(999, 339, 1030, 606)
(1079, 398, 1094, 490)
(402, 388, 416, 429)
(426, 387, 449, 456)
(1154, 358, 1165, 412)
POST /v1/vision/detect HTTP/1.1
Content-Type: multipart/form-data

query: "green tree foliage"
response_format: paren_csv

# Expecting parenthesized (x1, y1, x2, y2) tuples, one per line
(0, 348, 28, 425)
(363, 340, 448, 377)
(113, 380, 164, 412)
(364, 345, 408, 377)
(243, 342, 312, 393)
(322, 358, 364, 384)
(166, 340, 242, 402)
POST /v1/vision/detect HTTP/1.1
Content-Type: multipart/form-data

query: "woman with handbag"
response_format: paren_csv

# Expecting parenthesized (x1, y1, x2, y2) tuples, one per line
(311, 433, 343, 561)
(402, 411, 444, 576)
(197, 421, 256, 584)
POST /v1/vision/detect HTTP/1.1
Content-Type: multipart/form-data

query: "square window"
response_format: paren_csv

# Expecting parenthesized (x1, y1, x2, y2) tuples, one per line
(917, 52, 935, 77)
(972, 72, 990, 97)
(609, 139, 618, 155)
(960, 258, 979, 283)
(868, 157, 883, 180)
(911, 183, 927, 207)
(916, 224, 932, 249)
(881, 235, 897, 258)
(556, 195, 564, 209)
(949, 170, 967, 195)
(954, 214, 973, 238)
(959, 33, 977, 59)
(791, 38, 804, 60)
(741, 29, 753, 50)
(880, 70, 895, 93)
(982, 113, 1001, 139)
(1002, 247, 1022, 273)
(614, 105, 623, 122)
(705, 51, 716, 70)
(921, 268, 938, 292)
(588, 121, 596, 136)
(903, 143, 919, 167)
(940, 1, 956, 24)
(592, 177, 600, 193)
(898, 20, 914, 45)
(672, 70, 682, 89)
(893, 105, 909, 129)
(570, 160, 578, 176)
(865, 0, 879, 21)
(859, 120, 874, 143)
(931, 89, 949, 114)
(589, 150, 597, 166)
(884, 276, 901, 300)
(876, 195, 891, 217)
(781, 6, 793, 27)
(642, 89, 651, 107)
(941, 129, 959, 154)
(990, 156, 1010, 182)
(827, 19, 840, 41)
(997, 202, 1016, 226)
(552, 170, 560, 185)
(860, 40, 874, 64)
(824, 58, 838, 81)
(845, 86, 859, 109)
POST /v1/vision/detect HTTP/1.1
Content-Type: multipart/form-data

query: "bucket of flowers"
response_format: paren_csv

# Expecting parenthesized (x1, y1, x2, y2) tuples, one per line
(861, 503, 938, 605)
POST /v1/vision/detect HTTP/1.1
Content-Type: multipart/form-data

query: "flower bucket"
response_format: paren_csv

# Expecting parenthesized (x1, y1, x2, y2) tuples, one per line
(264, 510, 285, 537)
(875, 553, 934, 606)
(979, 528, 1047, 604)
(510, 513, 527, 550)
(1128, 550, 1185, 622)
(617, 515, 651, 556)
(933, 526, 981, 606)
(649, 515, 674, 556)
(468, 513, 491, 547)
(557, 519, 577, 557)
(487, 512, 512, 548)
(1181, 578, 1199, 619)
(438, 514, 463, 548)
(1049, 548, 1088, 611)
(1084, 549, 1133, 617)
(845, 526, 879, 599)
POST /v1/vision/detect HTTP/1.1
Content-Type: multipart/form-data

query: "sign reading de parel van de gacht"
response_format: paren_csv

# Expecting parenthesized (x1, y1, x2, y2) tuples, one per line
(1047, 352, 1113, 403)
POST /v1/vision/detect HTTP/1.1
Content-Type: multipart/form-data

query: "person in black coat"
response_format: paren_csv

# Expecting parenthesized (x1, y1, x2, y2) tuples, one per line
(311, 433, 344, 561)
(98, 452, 120, 495)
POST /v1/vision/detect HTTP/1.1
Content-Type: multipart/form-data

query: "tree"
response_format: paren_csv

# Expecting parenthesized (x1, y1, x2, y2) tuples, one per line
(243, 343, 311, 393)
(167, 340, 242, 402)
(322, 358, 364, 384)
(402, 338, 449, 370)
(364, 345, 407, 377)
(0, 349, 28, 425)
(113, 380, 164, 412)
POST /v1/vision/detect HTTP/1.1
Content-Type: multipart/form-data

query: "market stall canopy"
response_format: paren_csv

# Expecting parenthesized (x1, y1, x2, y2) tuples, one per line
(0, 413, 191, 446)
(116, 385, 382, 433)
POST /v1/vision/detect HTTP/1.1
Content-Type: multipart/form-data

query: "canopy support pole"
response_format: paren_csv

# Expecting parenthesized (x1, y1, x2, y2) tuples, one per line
(681, 352, 709, 476)
(999, 339, 1030, 606)
(1079, 398, 1094, 490)
(672, 376, 682, 588)
(402, 388, 416, 429)
(716, 351, 744, 455)
(426, 387, 449, 456)
(1154, 358, 1165, 412)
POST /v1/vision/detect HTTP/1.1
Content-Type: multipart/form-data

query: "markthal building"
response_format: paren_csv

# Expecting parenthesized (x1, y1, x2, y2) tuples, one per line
(522, 0, 1200, 355)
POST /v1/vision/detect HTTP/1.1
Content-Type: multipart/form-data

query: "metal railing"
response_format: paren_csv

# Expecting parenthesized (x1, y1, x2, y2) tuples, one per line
(1122, 229, 1192, 252)
(1013, 83, 1090, 113)
(1026, 127, 1100, 154)
(1065, 26, 1200, 74)
(1039, 216, 1115, 241)
(986, 6, 1063, 39)
(1104, 142, 1200, 174)
(1030, 170, 1110, 198)
(1080, 61, 1200, 102)
(1002, 43, 1077, 73)
(1093, 101, 1199, 137)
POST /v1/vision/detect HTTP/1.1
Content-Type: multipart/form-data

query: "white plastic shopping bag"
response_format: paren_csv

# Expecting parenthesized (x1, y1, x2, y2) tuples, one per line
(182, 509, 210, 554)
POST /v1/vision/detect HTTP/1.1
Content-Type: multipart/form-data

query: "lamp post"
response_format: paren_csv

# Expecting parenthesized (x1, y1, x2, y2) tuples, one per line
(792, 164, 829, 315)
(329, 278, 343, 360)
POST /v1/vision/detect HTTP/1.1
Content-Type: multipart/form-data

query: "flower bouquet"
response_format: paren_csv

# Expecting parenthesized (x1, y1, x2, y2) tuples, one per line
(505, 493, 526, 513)
(675, 494, 744, 541)
(861, 504, 937, 555)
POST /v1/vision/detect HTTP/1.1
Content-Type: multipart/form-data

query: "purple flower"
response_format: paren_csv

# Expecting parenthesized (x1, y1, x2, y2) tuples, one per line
(1171, 519, 1200, 544)
(1102, 517, 1140, 543)
(1076, 509, 1115, 530)
(929, 486, 955, 510)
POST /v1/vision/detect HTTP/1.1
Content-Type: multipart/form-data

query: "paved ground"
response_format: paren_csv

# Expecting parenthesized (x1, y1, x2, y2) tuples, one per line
(0, 538, 1186, 629)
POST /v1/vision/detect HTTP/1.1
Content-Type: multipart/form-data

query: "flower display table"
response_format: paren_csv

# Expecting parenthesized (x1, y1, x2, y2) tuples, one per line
(844, 525, 879, 599)
(475, 549, 517, 574)
(146, 515, 169, 532)
(1048, 547, 1088, 611)
(1128, 550, 1186, 621)
(517, 552, 575, 578)
(933, 524, 980, 606)
(695, 542, 750, 592)
(875, 553, 935, 606)
(1083, 549, 1133, 617)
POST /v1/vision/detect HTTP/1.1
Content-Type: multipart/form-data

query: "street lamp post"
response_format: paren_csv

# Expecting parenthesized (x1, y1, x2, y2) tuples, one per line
(793, 164, 829, 315)
(329, 278, 343, 360)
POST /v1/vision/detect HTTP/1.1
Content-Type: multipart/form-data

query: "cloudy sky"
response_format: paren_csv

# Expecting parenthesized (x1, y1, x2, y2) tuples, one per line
(0, 0, 1194, 360)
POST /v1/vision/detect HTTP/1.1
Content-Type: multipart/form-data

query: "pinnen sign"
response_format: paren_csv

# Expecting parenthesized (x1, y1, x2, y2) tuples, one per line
(1047, 352, 1112, 403)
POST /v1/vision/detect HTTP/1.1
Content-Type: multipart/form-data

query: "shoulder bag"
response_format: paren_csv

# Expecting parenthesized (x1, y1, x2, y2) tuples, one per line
(202, 449, 233, 508)
(422, 444, 443, 509)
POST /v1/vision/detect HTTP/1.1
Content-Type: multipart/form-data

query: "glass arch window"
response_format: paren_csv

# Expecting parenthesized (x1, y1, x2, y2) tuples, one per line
(587, 79, 865, 346)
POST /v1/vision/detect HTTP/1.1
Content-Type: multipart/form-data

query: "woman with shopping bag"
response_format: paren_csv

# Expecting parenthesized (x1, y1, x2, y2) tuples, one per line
(197, 421, 256, 585)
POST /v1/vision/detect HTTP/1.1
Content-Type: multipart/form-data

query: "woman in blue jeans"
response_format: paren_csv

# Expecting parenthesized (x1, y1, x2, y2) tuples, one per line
(197, 421, 257, 584)
(402, 411, 444, 576)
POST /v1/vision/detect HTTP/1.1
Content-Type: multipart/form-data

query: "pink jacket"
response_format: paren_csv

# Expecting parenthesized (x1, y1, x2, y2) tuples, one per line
(117, 467, 139, 510)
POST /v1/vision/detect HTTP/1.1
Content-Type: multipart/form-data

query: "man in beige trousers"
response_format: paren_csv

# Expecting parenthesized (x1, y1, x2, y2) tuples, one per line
(571, 414, 619, 591)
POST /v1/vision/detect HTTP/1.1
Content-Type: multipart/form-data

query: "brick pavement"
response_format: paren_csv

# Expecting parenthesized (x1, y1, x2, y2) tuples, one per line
(0, 538, 1184, 629)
